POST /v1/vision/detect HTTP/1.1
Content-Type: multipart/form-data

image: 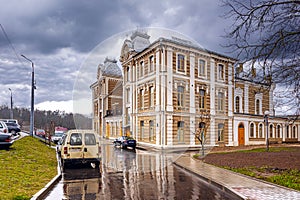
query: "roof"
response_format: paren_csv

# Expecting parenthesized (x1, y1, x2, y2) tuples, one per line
(99, 57, 122, 78)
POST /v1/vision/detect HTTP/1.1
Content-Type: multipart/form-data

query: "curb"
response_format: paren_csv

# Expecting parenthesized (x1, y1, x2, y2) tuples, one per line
(173, 158, 248, 200)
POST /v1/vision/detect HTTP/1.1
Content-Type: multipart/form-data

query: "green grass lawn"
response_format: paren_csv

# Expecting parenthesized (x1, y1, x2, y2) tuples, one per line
(0, 136, 57, 200)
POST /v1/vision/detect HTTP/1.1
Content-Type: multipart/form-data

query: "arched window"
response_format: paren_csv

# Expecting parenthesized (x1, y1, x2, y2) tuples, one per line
(270, 124, 273, 138)
(218, 123, 224, 141)
(256, 99, 260, 115)
(250, 123, 254, 138)
(235, 96, 240, 113)
(277, 124, 281, 138)
(292, 126, 296, 138)
(178, 121, 184, 143)
(149, 120, 154, 141)
(259, 123, 263, 138)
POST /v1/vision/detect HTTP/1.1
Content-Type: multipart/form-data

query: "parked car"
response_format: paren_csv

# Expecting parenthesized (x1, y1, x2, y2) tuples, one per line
(113, 136, 136, 150)
(5, 122, 21, 135)
(51, 131, 65, 144)
(59, 130, 101, 169)
(0, 133, 14, 149)
(56, 134, 67, 156)
(35, 129, 46, 138)
(0, 121, 8, 133)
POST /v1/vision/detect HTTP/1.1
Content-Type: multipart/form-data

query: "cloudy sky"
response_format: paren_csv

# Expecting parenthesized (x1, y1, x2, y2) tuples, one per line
(0, 0, 234, 115)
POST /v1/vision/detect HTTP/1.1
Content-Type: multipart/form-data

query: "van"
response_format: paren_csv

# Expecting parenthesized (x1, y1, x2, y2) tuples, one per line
(59, 130, 101, 169)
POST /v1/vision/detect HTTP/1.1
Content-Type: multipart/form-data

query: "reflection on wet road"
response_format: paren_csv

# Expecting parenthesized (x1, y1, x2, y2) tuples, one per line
(45, 143, 239, 200)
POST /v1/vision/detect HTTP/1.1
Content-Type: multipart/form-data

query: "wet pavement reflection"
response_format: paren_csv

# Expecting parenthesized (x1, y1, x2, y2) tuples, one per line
(45, 143, 239, 200)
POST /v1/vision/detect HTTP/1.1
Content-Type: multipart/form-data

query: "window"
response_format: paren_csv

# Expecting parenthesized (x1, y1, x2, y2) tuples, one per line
(218, 64, 224, 80)
(177, 86, 184, 107)
(140, 89, 144, 108)
(85, 133, 96, 145)
(250, 123, 254, 138)
(149, 86, 154, 107)
(177, 121, 184, 143)
(235, 96, 240, 112)
(259, 124, 263, 138)
(140, 61, 144, 77)
(218, 92, 225, 111)
(199, 89, 205, 109)
(270, 124, 273, 138)
(218, 123, 224, 141)
(126, 108, 130, 124)
(126, 88, 130, 103)
(256, 99, 260, 115)
(149, 120, 154, 141)
(286, 125, 289, 138)
(277, 125, 281, 138)
(149, 55, 154, 72)
(140, 121, 144, 140)
(198, 59, 206, 77)
(293, 126, 296, 138)
(177, 54, 185, 72)
(199, 122, 206, 141)
(126, 67, 130, 82)
(70, 133, 82, 145)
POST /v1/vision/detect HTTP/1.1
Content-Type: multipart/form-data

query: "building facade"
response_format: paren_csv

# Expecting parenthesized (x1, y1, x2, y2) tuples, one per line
(90, 58, 123, 139)
(91, 31, 300, 148)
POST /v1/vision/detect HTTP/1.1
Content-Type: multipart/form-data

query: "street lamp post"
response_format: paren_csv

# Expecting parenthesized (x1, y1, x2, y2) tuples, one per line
(264, 111, 270, 151)
(21, 55, 35, 137)
(8, 88, 13, 119)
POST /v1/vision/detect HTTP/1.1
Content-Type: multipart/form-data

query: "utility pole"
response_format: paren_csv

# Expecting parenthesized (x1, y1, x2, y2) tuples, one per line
(8, 88, 13, 119)
(21, 55, 35, 137)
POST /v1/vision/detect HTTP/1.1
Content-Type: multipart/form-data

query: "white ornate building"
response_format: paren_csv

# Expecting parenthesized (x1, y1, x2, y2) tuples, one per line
(91, 31, 300, 148)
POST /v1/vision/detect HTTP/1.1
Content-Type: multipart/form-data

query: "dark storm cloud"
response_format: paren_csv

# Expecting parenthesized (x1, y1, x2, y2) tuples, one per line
(0, 0, 235, 113)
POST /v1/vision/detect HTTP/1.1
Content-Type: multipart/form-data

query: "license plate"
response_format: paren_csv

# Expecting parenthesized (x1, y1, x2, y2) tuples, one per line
(128, 141, 134, 144)
(70, 148, 81, 152)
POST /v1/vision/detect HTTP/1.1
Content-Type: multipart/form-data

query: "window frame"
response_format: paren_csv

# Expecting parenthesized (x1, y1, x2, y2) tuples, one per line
(217, 63, 225, 81)
(176, 53, 186, 74)
(198, 59, 206, 77)
(217, 92, 225, 111)
(177, 86, 185, 107)
(199, 89, 206, 109)
(177, 121, 185, 143)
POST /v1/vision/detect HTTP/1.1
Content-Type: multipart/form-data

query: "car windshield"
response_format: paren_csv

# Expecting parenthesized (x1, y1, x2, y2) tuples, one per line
(55, 132, 64, 137)
(6, 122, 17, 126)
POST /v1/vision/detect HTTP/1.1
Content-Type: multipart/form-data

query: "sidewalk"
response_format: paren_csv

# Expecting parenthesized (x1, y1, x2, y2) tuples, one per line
(173, 154, 300, 200)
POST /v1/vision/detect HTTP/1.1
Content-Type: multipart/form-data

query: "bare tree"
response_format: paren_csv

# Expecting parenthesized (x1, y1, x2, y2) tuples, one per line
(194, 110, 211, 157)
(223, 0, 300, 115)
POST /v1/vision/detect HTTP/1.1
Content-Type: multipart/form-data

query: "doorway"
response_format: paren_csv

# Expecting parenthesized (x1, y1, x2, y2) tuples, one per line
(238, 123, 245, 146)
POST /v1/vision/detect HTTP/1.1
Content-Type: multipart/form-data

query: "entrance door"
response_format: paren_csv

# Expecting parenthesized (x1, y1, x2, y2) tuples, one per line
(238, 123, 245, 146)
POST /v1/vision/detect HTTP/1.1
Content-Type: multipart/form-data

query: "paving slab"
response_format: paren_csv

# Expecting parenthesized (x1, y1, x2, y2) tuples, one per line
(173, 154, 300, 200)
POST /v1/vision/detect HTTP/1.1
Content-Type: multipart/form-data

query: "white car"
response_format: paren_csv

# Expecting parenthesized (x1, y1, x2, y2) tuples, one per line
(0, 121, 8, 133)
(51, 131, 65, 144)
(59, 130, 101, 169)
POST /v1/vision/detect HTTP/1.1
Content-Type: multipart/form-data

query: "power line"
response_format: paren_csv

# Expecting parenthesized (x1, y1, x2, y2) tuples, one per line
(0, 23, 23, 64)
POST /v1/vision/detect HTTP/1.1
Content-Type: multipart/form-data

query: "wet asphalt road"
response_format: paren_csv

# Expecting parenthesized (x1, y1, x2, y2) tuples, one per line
(44, 143, 239, 200)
